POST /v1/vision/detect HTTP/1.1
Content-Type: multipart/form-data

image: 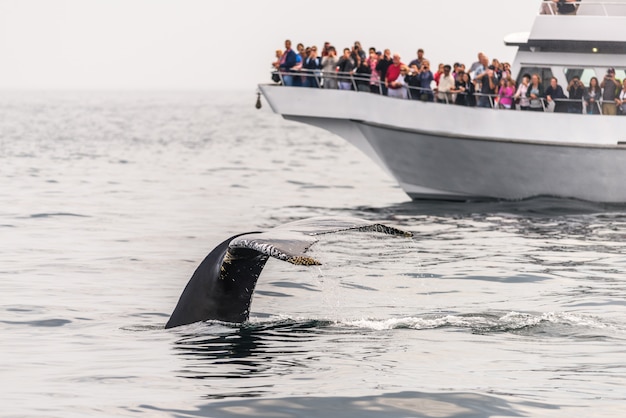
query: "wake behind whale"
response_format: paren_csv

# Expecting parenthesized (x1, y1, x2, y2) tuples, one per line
(165, 217, 412, 329)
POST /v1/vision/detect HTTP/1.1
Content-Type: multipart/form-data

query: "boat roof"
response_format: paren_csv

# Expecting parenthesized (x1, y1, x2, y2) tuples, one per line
(506, 1, 626, 54)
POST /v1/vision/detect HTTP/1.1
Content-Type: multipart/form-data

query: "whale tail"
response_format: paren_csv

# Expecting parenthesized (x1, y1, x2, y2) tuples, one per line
(165, 217, 412, 328)
(228, 216, 412, 266)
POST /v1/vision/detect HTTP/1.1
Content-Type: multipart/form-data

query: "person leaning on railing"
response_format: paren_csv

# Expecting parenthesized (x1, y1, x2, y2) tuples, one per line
(276, 39, 298, 87)
(545, 77, 568, 113)
(450, 71, 476, 107)
(513, 74, 531, 111)
(526, 74, 545, 111)
(497, 78, 516, 110)
(615, 83, 626, 116)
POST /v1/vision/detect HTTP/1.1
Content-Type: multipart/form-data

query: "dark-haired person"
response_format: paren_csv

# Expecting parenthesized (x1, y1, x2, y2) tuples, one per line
(337, 48, 355, 90)
(436, 64, 455, 104)
(450, 71, 476, 107)
(513, 74, 531, 110)
(375, 49, 392, 95)
(321, 46, 339, 89)
(545, 77, 568, 113)
(526, 74, 545, 111)
(366, 49, 381, 94)
(302, 46, 322, 88)
(584, 77, 601, 114)
(409, 49, 426, 70)
(601, 68, 621, 115)
(567, 76, 585, 114)
(278, 39, 297, 87)
(405, 64, 421, 100)
(476, 65, 497, 108)
(554, 0, 579, 15)
(615, 83, 626, 115)
(416, 60, 434, 102)
(353, 55, 372, 92)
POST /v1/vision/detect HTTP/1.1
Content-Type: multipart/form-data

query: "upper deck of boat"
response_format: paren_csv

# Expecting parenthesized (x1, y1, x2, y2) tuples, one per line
(513, 1, 626, 52)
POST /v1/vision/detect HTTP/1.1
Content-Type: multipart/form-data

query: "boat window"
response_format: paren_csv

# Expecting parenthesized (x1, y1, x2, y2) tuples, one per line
(564, 68, 596, 85)
(516, 67, 553, 85)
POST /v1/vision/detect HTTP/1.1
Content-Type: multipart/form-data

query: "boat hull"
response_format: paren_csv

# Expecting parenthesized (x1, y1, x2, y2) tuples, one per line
(261, 85, 626, 202)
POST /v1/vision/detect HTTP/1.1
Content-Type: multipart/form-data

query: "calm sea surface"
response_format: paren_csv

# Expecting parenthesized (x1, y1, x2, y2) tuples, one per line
(2, 91, 625, 417)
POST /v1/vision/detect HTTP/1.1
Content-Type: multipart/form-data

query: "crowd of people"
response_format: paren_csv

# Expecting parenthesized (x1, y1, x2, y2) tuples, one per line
(272, 39, 626, 116)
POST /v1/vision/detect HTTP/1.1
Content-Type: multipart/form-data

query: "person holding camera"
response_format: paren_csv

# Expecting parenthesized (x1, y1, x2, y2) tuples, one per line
(601, 68, 621, 115)
(416, 60, 434, 102)
(567, 76, 585, 114)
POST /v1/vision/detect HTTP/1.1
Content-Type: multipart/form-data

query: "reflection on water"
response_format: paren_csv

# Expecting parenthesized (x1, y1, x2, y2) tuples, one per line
(172, 321, 326, 385)
(142, 390, 557, 418)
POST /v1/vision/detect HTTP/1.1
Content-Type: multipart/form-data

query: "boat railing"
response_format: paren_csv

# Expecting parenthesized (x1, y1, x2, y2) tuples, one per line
(539, 0, 626, 16)
(270, 70, 606, 114)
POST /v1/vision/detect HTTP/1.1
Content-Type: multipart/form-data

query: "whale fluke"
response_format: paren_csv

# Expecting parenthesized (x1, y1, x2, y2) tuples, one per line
(165, 217, 412, 329)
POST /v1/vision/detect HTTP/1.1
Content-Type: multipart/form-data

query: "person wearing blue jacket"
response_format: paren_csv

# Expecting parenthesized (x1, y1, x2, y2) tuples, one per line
(278, 39, 297, 86)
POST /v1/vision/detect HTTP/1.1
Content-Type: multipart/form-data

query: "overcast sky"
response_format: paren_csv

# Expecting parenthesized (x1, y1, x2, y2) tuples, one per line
(0, 0, 541, 90)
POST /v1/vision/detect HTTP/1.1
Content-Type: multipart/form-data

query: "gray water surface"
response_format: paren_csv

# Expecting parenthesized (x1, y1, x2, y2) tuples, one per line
(1, 91, 625, 417)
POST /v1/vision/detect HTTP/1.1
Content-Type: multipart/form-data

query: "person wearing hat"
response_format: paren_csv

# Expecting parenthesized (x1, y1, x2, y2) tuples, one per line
(600, 68, 621, 115)
(436, 64, 455, 104)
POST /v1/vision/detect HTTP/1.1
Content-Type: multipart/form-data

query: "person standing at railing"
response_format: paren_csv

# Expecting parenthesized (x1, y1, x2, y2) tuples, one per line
(615, 83, 626, 115)
(545, 77, 568, 113)
(367, 49, 381, 94)
(600, 68, 621, 116)
(353, 55, 372, 93)
(388, 65, 409, 99)
(321, 46, 339, 89)
(584, 77, 601, 114)
(436, 65, 455, 104)
(376, 49, 392, 96)
(351, 42, 367, 63)
(405, 64, 421, 100)
(337, 48, 356, 90)
(277, 39, 298, 87)
(526, 74, 545, 111)
(416, 60, 434, 102)
(450, 72, 476, 107)
(514, 74, 531, 110)
(302, 46, 322, 88)
(567, 76, 585, 114)
(385, 54, 405, 95)
(271, 49, 283, 83)
(409, 49, 426, 70)
(497, 78, 516, 110)
(554, 0, 579, 15)
(468, 52, 485, 79)
(475, 65, 498, 108)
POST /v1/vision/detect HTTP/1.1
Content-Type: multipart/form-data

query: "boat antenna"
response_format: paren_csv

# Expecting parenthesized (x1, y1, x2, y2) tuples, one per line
(255, 91, 262, 109)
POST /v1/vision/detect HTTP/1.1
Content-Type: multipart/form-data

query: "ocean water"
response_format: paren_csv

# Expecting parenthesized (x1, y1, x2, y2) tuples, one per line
(2, 90, 625, 417)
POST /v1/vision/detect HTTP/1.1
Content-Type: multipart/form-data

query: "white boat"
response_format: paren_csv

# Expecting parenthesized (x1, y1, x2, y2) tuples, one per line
(260, 1, 626, 202)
